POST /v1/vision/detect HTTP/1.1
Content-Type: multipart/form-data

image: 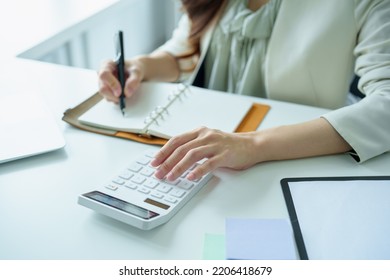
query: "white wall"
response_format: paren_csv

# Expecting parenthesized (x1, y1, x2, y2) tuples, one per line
(32, 0, 181, 70)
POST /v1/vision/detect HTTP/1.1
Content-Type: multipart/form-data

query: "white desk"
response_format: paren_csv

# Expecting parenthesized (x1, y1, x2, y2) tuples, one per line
(1, 58, 389, 259)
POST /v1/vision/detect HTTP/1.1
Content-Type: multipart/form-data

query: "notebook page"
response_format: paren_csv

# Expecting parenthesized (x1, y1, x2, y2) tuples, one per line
(148, 85, 253, 138)
(79, 82, 253, 138)
(78, 83, 175, 134)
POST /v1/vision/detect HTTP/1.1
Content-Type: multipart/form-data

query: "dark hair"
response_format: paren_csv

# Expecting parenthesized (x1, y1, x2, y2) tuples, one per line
(180, 0, 226, 53)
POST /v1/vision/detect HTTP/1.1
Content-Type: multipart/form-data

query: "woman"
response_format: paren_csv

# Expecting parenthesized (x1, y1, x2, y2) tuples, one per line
(99, 0, 390, 182)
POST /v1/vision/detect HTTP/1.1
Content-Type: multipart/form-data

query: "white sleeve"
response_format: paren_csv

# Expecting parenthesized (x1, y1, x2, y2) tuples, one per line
(153, 14, 198, 82)
(154, 14, 192, 56)
(322, 0, 390, 162)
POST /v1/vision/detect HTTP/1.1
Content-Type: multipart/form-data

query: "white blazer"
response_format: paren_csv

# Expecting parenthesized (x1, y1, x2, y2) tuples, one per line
(157, 0, 390, 162)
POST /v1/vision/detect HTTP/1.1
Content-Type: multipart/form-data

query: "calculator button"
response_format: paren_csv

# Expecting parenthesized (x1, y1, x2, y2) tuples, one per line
(140, 167, 155, 177)
(119, 171, 133, 180)
(131, 174, 146, 184)
(138, 187, 150, 194)
(124, 182, 137, 190)
(105, 184, 118, 191)
(177, 180, 194, 190)
(156, 184, 172, 193)
(112, 178, 125, 185)
(164, 196, 178, 204)
(164, 178, 181, 186)
(143, 179, 159, 189)
(170, 189, 186, 198)
(127, 163, 142, 172)
(151, 191, 164, 199)
(136, 157, 150, 165)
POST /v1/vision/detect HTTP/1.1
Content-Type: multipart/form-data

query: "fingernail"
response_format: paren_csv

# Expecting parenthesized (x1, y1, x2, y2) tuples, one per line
(187, 172, 196, 181)
(154, 169, 164, 179)
(150, 159, 158, 167)
(124, 86, 134, 97)
(166, 172, 174, 181)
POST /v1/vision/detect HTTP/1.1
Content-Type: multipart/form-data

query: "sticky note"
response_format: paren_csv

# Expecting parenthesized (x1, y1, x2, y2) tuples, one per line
(225, 218, 297, 260)
(202, 233, 225, 260)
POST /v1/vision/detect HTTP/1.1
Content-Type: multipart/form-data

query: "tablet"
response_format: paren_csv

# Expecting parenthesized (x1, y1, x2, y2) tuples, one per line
(281, 176, 390, 260)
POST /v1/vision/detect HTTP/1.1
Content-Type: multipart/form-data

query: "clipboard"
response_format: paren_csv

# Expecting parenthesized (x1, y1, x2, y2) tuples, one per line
(281, 176, 390, 260)
(62, 91, 270, 145)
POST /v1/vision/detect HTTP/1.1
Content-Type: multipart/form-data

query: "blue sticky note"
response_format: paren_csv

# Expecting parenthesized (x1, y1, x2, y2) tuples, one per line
(225, 218, 297, 260)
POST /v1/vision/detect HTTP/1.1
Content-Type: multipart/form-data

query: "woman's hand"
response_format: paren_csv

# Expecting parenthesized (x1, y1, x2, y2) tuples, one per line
(150, 119, 353, 182)
(97, 52, 180, 103)
(98, 59, 145, 103)
(151, 127, 261, 181)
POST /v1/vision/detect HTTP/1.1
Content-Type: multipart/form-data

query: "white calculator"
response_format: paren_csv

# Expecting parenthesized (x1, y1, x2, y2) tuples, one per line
(78, 149, 213, 230)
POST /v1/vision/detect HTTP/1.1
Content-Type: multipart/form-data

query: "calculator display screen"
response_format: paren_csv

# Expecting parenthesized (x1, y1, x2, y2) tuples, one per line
(83, 191, 159, 220)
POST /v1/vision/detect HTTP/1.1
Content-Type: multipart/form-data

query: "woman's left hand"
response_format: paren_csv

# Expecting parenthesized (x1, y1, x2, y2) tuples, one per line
(150, 126, 261, 181)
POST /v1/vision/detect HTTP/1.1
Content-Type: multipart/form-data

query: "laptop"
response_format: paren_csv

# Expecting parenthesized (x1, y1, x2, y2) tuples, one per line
(0, 92, 65, 164)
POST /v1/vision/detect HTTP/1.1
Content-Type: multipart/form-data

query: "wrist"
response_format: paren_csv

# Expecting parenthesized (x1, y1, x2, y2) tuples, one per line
(132, 52, 180, 82)
(128, 55, 147, 80)
(251, 127, 281, 163)
(233, 131, 275, 166)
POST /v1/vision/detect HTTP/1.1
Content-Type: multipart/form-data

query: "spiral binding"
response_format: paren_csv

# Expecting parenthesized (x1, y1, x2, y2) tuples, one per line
(141, 83, 189, 135)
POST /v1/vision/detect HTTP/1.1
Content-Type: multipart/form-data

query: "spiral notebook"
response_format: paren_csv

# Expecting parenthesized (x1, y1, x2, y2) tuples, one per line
(63, 82, 270, 145)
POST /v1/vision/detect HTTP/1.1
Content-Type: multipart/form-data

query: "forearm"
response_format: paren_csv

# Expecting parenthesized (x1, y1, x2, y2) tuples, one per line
(254, 118, 352, 162)
(152, 118, 352, 181)
(132, 51, 180, 82)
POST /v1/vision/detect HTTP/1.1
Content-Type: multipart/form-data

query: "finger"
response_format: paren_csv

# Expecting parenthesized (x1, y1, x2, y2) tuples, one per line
(153, 139, 207, 180)
(151, 128, 203, 168)
(99, 85, 120, 103)
(98, 75, 119, 98)
(124, 66, 143, 97)
(152, 143, 194, 180)
(155, 132, 219, 181)
(187, 156, 221, 181)
(98, 61, 122, 97)
(164, 146, 214, 181)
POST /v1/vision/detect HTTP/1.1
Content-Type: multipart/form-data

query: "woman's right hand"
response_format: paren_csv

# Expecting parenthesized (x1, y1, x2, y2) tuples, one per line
(98, 58, 145, 103)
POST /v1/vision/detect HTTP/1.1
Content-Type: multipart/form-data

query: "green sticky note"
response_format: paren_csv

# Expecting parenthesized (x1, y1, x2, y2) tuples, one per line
(202, 233, 226, 260)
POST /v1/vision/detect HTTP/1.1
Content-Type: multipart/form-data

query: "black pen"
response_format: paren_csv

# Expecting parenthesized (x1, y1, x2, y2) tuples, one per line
(115, 30, 126, 116)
